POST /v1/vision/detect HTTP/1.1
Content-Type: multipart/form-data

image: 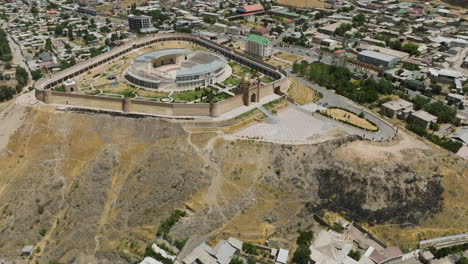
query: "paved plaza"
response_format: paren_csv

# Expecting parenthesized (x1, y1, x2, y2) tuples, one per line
(233, 106, 351, 144)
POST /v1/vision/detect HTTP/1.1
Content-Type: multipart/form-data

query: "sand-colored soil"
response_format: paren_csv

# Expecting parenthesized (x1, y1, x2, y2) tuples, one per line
(274, 52, 304, 63)
(266, 58, 289, 68)
(277, 0, 327, 8)
(322, 108, 378, 131)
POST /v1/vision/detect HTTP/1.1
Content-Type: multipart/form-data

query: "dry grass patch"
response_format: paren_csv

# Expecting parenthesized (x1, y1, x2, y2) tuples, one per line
(277, 0, 326, 8)
(189, 132, 218, 149)
(136, 89, 169, 98)
(287, 77, 321, 105)
(275, 52, 303, 63)
(322, 108, 378, 131)
(266, 58, 290, 68)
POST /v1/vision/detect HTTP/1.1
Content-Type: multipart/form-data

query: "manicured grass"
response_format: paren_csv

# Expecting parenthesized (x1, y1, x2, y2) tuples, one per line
(53, 85, 65, 92)
(228, 61, 255, 76)
(172, 89, 204, 102)
(200, 92, 231, 103)
(223, 76, 241, 87)
(260, 76, 274, 84)
(263, 98, 286, 110)
(235, 108, 263, 120)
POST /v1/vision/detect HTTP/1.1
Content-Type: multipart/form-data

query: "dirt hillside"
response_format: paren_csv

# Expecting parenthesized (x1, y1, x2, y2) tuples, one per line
(0, 100, 466, 263)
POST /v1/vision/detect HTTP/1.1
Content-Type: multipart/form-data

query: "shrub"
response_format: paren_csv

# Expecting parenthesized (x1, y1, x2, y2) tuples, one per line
(292, 245, 311, 264)
(243, 242, 257, 255)
(174, 239, 187, 250)
(348, 250, 361, 261)
(229, 256, 244, 264)
(157, 209, 187, 237)
(331, 223, 345, 233)
(145, 245, 173, 264)
(296, 230, 314, 246)
(405, 123, 427, 137)
(39, 228, 47, 236)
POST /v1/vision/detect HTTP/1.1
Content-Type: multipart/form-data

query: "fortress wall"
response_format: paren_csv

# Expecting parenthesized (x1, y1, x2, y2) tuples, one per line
(35, 34, 288, 117)
(35, 89, 45, 102)
(212, 94, 245, 117)
(172, 103, 211, 116)
(130, 99, 174, 115)
(49, 92, 123, 111)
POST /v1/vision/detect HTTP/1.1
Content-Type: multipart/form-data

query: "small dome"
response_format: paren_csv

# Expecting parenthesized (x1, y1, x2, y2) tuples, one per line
(241, 73, 251, 85)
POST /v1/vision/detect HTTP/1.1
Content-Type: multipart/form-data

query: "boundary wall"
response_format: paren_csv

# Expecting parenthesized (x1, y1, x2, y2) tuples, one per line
(34, 33, 287, 117)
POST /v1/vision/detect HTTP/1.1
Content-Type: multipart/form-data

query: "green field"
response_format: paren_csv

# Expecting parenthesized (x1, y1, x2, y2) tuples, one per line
(172, 90, 204, 102)
(223, 76, 242, 87)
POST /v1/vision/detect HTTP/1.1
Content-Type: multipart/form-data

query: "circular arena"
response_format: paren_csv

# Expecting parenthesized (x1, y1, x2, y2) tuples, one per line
(125, 48, 228, 90)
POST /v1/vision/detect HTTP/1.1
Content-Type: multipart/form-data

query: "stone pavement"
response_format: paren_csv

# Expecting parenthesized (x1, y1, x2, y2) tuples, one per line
(234, 107, 352, 144)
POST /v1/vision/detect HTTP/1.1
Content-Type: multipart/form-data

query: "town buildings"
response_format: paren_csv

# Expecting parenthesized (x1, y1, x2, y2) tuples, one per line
(128, 15, 156, 33)
(357, 50, 400, 69)
(245, 34, 272, 58)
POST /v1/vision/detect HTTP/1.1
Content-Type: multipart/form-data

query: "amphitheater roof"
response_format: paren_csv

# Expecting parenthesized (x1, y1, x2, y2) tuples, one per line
(177, 59, 225, 77)
(134, 49, 191, 63)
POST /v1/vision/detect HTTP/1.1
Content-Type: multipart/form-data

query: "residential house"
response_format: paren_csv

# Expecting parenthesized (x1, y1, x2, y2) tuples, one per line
(381, 99, 414, 119)
(409, 110, 438, 129)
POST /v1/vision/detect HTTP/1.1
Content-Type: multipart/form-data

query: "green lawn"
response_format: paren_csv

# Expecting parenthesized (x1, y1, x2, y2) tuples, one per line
(228, 61, 256, 76)
(260, 76, 274, 84)
(223, 76, 241, 87)
(200, 92, 232, 103)
(172, 89, 204, 102)
(263, 98, 285, 110)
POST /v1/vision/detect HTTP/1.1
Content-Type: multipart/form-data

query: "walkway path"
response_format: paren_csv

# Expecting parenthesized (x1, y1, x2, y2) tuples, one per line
(257, 105, 279, 124)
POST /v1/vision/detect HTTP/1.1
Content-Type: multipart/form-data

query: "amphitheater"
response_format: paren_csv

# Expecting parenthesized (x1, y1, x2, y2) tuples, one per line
(34, 33, 289, 118)
(125, 49, 229, 90)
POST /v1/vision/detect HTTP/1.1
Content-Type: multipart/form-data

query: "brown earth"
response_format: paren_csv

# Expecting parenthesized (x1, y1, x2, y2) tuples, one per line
(0, 98, 466, 263)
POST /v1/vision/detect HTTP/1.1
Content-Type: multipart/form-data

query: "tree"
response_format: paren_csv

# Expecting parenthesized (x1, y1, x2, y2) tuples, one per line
(68, 26, 74, 41)
(100, 26, 111, 33)
(106, 17, 111, 24)
(352, 13, 365, 27)
(229, 256, 244, 264)
(348, 250, 361, 261)
(456, 257, 468, 264)
(292, 245, 311, 264)
(0, 85, 16, 102)
(247, 256, 256, 264)
(31, 69, 43, 81)
(203, 16, 215, 24)
(0, 29, 13, 62)
(425, 101, 457, 124)
(431, 84, 442, 95)
(15, 66, 29, 90)
(296, 230, 314, 247)
(402, 42, 420, 56)
(412, 96, 429, 110)
(242, 242, 257, 255)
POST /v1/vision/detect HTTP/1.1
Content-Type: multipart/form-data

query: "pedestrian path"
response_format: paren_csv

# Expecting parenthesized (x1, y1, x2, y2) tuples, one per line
(257, 105, 279, 124)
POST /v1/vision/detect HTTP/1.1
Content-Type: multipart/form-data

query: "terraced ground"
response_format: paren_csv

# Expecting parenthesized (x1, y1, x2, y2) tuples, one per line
(287, 77, 321, 105)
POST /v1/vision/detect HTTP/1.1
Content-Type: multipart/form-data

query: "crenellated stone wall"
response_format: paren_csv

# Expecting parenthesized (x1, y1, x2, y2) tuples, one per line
(34, 33, 287, 117)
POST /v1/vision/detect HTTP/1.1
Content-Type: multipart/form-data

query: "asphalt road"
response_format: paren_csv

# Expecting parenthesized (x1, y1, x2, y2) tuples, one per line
(284, 66, 397, 140)
(274, 42, 468, 120)
(2, 22, 32, 89)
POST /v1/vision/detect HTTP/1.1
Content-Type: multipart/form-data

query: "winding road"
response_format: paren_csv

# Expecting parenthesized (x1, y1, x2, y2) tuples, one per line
(284, 66, 397, 141)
